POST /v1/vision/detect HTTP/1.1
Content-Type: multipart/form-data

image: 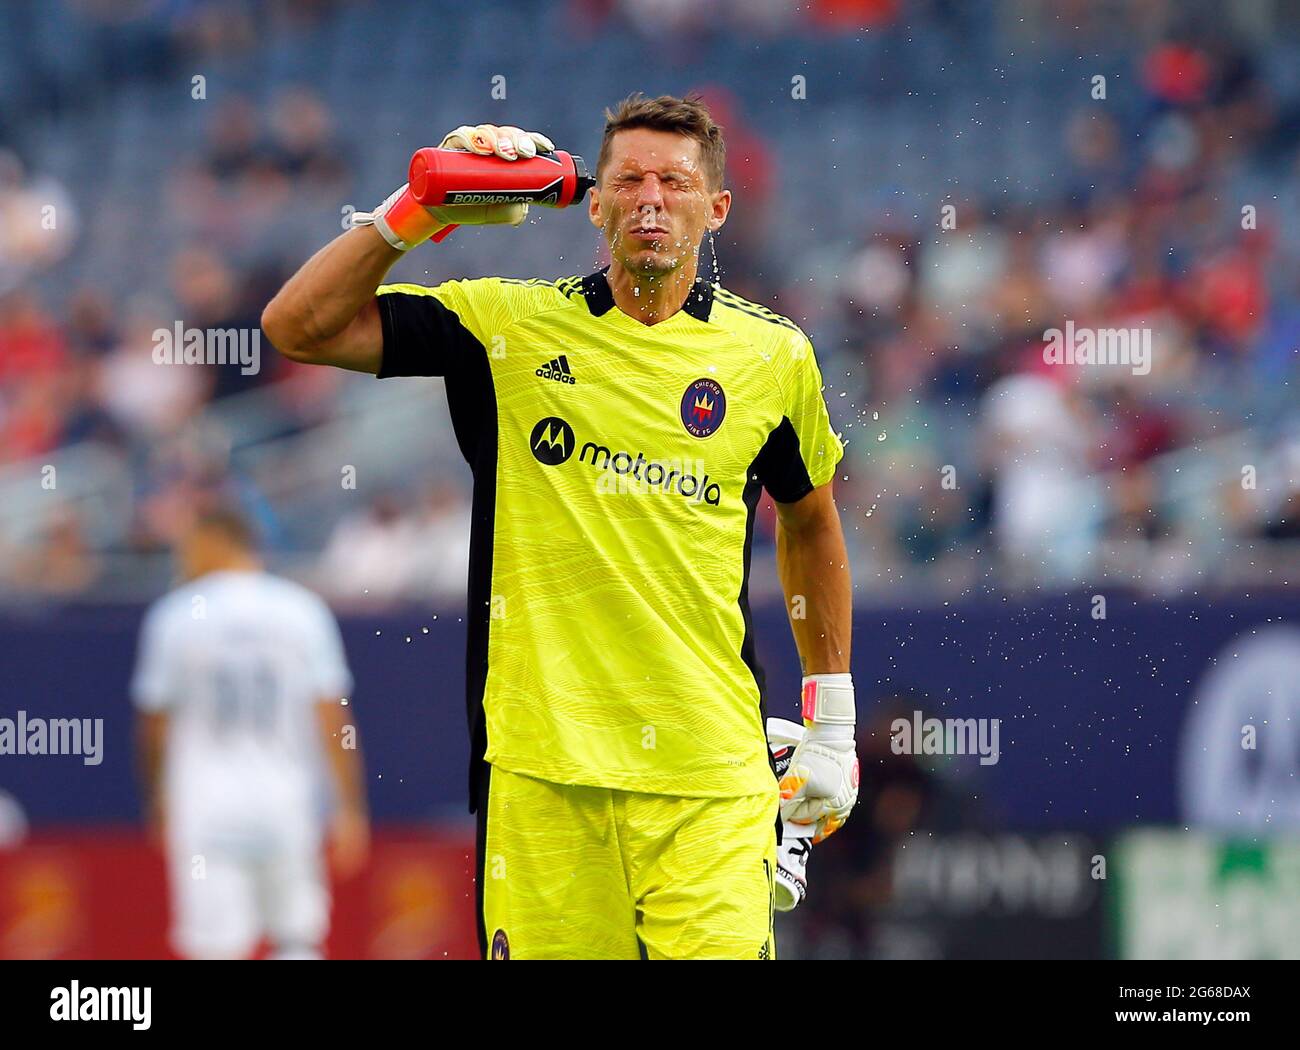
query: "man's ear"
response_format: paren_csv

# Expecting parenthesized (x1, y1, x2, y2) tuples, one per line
(707, 189, 731, 231)
(587, 186, 603, 229)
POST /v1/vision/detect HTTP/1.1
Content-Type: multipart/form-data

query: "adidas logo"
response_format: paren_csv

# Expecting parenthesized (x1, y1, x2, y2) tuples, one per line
(535, 355, 576, 384)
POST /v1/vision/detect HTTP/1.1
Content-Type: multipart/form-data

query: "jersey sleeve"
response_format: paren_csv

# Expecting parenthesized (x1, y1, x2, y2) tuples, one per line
(374, 278, 499, 378)
(305, 595, 354, 701)
(755, 331, 845, 503)
(130, 600, 178, 713)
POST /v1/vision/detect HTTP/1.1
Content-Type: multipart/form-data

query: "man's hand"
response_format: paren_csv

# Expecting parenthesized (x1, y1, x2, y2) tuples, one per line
(779, 726, 858, 842)
(778, 673, 859, 843)
(439, 123, 555, 160)
(350, 123, 555, 250)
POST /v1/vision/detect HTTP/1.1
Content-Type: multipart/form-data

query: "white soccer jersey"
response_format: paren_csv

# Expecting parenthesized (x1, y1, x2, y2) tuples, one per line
(131, 569, 353, 831)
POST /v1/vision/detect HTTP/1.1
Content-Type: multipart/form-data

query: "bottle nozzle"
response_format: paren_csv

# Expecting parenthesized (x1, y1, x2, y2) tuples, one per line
(570, 153, 596, 199)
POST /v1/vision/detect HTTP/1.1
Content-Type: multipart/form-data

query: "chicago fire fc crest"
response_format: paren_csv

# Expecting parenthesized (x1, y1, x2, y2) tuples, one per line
(491, 928, 510, 959)
(680, 378, 726, 438)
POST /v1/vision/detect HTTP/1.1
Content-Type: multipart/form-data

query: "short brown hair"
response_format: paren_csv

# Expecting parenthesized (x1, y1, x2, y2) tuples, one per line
(596, 92, 726, 192)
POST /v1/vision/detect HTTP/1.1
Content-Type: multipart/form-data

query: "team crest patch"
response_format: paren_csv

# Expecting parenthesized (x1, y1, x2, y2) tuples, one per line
(680, 378, 726, 438)
(491, 928, 510, 960)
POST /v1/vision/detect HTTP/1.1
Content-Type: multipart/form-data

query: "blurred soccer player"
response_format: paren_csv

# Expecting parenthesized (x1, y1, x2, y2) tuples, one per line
(262, 93, 855, 959)
(132, 507, 367, 960)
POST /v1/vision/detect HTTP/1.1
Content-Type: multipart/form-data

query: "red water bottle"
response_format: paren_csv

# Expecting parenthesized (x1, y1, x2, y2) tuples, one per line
(407, 146, 595, 211)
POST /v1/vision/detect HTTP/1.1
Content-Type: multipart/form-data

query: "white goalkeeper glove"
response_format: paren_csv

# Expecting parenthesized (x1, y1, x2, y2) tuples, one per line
(768, 717, 816, 912)
(779, 673, 859, 844)
(439, 123, 555, 161)
(350, 123, 556, 250)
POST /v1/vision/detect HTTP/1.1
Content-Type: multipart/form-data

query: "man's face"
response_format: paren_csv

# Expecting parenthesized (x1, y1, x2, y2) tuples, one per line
(589, 127, 729, 277)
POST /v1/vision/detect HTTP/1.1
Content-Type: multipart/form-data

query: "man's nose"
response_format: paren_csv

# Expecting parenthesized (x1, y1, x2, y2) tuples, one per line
(636, 174, 665, 209)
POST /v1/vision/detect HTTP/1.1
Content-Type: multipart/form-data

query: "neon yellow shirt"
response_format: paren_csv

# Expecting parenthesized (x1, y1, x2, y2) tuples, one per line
(376, 267, 844, 809)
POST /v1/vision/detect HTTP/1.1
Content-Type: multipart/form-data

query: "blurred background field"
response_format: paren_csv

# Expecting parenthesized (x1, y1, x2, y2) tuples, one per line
(0, 0, 1298, 958)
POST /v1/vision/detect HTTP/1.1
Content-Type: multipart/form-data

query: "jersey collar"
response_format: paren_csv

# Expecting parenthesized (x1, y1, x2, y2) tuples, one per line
(580, 265, 714, 324)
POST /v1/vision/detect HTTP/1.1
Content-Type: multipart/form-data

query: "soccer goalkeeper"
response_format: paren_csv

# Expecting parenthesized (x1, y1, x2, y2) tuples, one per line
(262, 93, 855, 960)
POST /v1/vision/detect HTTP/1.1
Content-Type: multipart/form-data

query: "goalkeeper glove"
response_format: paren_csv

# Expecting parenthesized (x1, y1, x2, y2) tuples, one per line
(779, 673, 859, 843)
(350, 123, 556, 250)
(768, 717, 816, 912)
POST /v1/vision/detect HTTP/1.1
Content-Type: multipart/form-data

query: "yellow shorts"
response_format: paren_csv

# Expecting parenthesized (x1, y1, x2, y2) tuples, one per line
(475, 764, 779, 959)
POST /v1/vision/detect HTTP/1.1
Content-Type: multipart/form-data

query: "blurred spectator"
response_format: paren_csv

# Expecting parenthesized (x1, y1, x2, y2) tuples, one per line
(8, 508, 101, 596)
(0, 290, 67, 383)
(980, 367, 1103, 585)
(1257, 437, 1300, 540)
(405, 483, 472, 601)
(168, 247, 270, 400)
(0, 151, 77, 294)
(1099, 386, 1182, 544)
(97, 301, 211, 438)
(811, 0, 899, 31)
(0, 291, 69, 464)
(918, 203, 1010, 333)
(65, 289, 120, 359)
(693, 85, 776, 287)
(202, 96, 264, 183)
(316, 485, 473, 605)
(267, 88, 350, 195)
(317, 494, 421, 605)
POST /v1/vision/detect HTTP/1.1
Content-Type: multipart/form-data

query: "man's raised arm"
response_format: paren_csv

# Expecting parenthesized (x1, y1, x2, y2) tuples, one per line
(261, 123, 556, 374)
(262, 225, 399, 374)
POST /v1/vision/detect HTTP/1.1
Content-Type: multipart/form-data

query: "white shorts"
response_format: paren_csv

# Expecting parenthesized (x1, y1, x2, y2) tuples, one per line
(167, 816, 328, 959)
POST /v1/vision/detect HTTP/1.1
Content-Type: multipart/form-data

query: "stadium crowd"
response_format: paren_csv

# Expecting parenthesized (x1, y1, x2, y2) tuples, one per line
(0, 0, 1297, 602)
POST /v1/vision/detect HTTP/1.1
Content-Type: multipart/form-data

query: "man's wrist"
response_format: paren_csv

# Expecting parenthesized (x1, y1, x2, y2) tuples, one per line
(801, 672, 855, 732)
(352, 183, 451, 252)
(373, 184, 450, 250)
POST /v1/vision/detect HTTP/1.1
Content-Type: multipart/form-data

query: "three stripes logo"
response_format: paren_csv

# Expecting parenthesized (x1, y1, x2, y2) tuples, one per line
(535, 354, 576, 384)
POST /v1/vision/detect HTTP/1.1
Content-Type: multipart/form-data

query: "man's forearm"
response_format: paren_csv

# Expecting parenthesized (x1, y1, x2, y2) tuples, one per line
(319, 703, 368, 815)
(330, 738, 367, 815)
(776, 502, 858, 845)
(776, 513, 852, 675)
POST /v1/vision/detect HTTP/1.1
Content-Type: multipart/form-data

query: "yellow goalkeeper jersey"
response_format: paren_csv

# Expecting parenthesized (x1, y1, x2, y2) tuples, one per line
(375, 267, 844, 810)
